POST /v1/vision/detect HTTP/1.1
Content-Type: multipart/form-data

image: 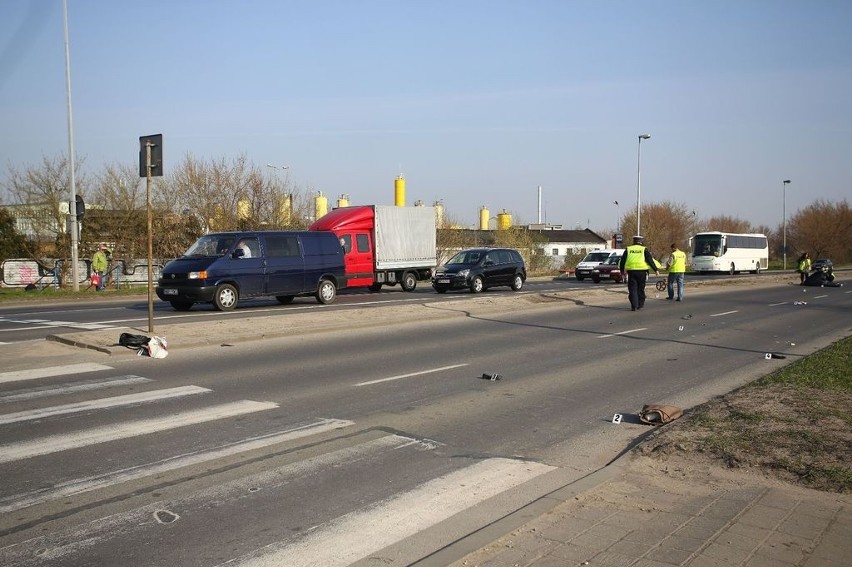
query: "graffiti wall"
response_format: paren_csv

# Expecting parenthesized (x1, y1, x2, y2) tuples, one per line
(1, 259, 163, 288)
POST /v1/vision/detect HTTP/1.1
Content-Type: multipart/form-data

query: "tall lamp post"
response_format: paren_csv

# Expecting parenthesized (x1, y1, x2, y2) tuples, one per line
(636, 134, 650, 236)
(782, 179, 791, 270)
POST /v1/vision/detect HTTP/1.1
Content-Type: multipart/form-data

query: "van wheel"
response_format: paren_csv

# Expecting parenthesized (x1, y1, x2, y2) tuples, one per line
(276, 295, 295, 305)
(729, 263, 736, 276)
(170, 301, 193, 311)
(470, 275, 485, 294)
(401, 272, 417, 291)
(316, 279, 337, 304)
(368, 283, 383, 292)
(214, 284, 238, 311)
(511, 274, 524, 291)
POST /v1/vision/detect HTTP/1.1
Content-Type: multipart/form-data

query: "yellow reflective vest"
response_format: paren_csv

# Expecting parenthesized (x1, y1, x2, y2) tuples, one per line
(624, 245, 650, 271)
(669, 249, 687, 273)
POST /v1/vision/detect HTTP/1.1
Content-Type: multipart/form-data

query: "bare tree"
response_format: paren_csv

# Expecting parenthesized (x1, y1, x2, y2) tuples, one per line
(788, 199, 852, 262)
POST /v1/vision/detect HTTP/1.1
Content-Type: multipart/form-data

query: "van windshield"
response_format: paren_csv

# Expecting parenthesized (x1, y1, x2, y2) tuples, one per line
(183, 235, 237, 257)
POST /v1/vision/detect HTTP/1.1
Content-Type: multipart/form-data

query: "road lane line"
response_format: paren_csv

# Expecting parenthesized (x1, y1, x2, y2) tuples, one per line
(355, 363, 469, 387)
(0, 386, 211, 425)
(0, 418, 353, 513)
(0, 400, 278, 463)
(0, 376, 153, 404)
(769, 302, 788, 306)
(813, 294, 828, 299)
(597, 327, 647, 338)
(229, 457, 555, 567)
(710, 310, 739, 317)
(0, 363, 113, 385)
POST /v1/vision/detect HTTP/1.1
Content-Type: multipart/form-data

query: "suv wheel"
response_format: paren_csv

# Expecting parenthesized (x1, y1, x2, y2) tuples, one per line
(511, 274, 524, 291)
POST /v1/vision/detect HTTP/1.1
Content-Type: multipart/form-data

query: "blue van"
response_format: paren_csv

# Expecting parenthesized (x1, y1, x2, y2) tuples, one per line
(155, 231, 346, 311)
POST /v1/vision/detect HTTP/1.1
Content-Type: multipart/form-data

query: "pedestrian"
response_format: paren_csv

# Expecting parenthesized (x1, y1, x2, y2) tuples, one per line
(796, 252, 811, 284)
(619, 235, 659, 311)
(666, 243, 687, 301)
(91, 243, 109, 291)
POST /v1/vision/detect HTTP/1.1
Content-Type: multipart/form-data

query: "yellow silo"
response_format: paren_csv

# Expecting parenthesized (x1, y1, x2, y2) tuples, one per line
(278, 194, 292, 226)
(394, 175, 405, 207)
(433, 200, 445, 228)
(337, 194, 350, 208)
(497, 209, 512, 230)
(237, 200, 251, 221)
(315, 192, 328, 220)
(479, 206, 490, 230)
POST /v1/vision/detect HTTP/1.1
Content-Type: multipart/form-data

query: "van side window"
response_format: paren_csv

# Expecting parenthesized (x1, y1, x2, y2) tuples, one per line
(356, 234, 370, 253)
(265, 235, 300, 257)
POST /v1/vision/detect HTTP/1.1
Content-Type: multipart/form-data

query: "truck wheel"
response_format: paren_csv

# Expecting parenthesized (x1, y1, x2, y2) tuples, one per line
(276, 295, 295, 305)
(469, 275, 484, 294)
(511, 274, 524, 291)
(214, 284, 238, 311)
(401, 272, 417, 291)
(316, 279, 337, 304)
(368, 283, 383, 292)
(170, 301, 193, 311)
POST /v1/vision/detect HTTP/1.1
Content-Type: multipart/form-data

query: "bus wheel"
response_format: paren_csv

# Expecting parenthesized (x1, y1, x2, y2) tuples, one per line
(754, 265, 761, 275)
(729, 263, 736, 276)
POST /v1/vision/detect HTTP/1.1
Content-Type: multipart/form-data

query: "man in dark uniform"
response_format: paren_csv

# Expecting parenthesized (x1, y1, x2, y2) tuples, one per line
(619, 235, 659, 311)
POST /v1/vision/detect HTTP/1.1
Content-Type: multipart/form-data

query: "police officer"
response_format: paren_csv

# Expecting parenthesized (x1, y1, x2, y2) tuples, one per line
(619, 235, 659, 311)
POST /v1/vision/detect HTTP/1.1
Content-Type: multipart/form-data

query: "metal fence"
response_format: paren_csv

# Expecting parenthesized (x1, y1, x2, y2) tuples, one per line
(1, 258, 163, 289)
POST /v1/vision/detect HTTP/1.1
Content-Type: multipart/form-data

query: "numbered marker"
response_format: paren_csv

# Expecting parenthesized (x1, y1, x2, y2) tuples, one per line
(678, 325, 684, 331)
(612, 414, 622, 424)
(765, 353, 772, 360)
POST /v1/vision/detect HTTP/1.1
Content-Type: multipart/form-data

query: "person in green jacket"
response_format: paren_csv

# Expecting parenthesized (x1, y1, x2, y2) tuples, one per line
(91, 243, 109, 291)
(666, 243, 687, 301)
(619, 235, 659, 311)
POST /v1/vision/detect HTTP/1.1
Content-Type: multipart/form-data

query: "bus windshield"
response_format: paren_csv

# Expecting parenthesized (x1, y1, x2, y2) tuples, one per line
(693, 235, 722, 257)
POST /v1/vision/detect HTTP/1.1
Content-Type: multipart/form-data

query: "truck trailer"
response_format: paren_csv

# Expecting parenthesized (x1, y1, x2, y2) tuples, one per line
(310, 205, 436, 292)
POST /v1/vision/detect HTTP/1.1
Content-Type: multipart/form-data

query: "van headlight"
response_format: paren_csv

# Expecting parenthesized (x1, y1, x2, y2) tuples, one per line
(188, 270, 207, 280)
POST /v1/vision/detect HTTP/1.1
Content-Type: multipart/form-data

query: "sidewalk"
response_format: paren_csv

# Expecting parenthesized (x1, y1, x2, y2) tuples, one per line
(445, 450, 850, 567)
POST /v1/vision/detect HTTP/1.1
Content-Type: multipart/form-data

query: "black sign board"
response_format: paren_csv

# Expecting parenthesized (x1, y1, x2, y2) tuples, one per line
(139, 134, 163, 177)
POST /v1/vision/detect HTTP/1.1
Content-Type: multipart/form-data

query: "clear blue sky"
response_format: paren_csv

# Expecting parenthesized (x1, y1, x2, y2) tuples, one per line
(1, 0, 850, 233)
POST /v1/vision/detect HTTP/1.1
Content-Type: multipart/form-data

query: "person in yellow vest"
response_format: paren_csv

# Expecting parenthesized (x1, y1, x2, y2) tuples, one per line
(619, 235, 659, 311)
(796, 252, 811, 284)
(666, 243, 687, 301)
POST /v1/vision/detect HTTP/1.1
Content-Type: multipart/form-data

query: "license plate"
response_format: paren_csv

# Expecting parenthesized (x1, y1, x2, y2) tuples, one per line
(438, 279, 450, 284)
(163, 288, 178, 295)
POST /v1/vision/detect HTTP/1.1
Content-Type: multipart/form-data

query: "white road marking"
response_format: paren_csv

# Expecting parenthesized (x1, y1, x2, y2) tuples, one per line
(710, 310, 738, 317)
(0, 318, 114, 330)
(0, 375, 153, 404)
(769, 302, 788, 306)
(813, 294, 828, 299)
(0, 385, 211, 425)
(597, 327, 647, 338)
(0, 418, 353, 513)
(229, 457, 555, 567)
(0, 400, 278, 463)
(355, 363, 469, 386)
(0, 363, 113, 385)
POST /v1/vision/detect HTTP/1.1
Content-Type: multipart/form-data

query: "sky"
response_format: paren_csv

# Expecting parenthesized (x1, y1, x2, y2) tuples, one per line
(1, 0, 850, 234)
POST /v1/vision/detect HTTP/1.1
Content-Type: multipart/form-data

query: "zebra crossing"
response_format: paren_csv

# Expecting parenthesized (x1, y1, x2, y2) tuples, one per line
(0, 363, 555, 566)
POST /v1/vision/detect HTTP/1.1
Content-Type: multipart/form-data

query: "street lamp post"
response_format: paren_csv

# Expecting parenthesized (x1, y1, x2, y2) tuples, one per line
(637, 134, 650, 236)
(613, 200, 620, 232)
(783, 179, 791, 270)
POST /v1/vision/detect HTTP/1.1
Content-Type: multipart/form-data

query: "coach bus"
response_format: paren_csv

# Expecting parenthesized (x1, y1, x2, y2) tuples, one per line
(689, 231, 768, 274)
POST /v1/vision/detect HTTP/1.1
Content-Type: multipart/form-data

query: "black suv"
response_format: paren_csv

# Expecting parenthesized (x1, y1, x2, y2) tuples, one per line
(432, 248, 526, 293)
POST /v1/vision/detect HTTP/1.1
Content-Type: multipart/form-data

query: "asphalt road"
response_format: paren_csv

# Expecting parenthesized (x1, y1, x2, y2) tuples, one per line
(0, 279, 850, 566)
(0, 272, 789, 344)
